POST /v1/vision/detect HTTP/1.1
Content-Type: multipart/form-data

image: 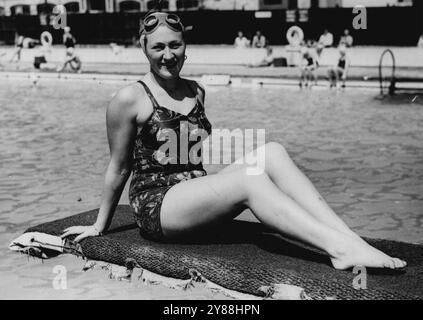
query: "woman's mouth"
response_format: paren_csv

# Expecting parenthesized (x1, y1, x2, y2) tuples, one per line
(161, 62, 178, 69)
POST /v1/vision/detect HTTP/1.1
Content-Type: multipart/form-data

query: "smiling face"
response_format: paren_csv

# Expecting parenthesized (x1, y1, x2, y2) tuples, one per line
(142, 25, 186, 80)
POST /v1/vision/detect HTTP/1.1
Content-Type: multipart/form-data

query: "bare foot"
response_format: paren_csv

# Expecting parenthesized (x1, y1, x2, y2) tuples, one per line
(330, 237, 407, 270)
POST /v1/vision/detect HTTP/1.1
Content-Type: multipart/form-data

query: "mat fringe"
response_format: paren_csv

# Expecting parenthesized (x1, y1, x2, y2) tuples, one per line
(83, 259, 310, 300)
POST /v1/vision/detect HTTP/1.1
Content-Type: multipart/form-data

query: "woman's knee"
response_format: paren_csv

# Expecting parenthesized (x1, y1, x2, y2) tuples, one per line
(264, 142, 290, 161)
(237, 167, 272, 196)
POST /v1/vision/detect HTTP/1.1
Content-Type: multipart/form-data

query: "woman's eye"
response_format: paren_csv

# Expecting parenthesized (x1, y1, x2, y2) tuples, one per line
(170, 43, 182, 49)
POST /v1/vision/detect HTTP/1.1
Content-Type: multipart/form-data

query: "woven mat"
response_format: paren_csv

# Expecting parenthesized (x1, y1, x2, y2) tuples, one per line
(25, 205, 423, 300)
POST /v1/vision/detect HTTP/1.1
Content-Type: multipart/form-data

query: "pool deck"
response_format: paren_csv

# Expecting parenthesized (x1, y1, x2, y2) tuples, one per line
(1, 45, 423, 83)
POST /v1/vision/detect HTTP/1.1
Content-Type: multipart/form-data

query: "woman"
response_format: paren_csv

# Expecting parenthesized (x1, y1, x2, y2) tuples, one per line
(299, 46, 317, 88)
(328, 45, 350, 88)
(9, 33, 24, 63)
(62, 12, 406, 271)
(56, 47, 82, 73)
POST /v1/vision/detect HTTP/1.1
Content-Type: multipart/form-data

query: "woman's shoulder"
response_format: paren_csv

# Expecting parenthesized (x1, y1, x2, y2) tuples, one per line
(111, 82, 146, 107)
(108, 82, 152, 122)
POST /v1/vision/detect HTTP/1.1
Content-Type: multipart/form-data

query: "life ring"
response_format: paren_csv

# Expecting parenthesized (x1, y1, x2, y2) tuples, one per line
(286, 26, 304, 46)
(40, 31, 53, 47)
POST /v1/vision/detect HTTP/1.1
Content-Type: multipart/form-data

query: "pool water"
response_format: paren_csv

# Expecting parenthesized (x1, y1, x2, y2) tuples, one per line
(0, 78, 422, 298)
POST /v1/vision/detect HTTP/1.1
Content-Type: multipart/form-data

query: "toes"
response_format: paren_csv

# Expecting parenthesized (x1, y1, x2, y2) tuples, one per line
(384, 260, 395, 269)
(393, 258, 407, 269)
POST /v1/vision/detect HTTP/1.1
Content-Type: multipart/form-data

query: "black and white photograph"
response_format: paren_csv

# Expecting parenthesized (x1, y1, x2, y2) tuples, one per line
(1, 0, 422, 304)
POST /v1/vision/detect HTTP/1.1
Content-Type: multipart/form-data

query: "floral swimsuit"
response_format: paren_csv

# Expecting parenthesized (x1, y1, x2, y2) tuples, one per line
(129, 80, 212, 241)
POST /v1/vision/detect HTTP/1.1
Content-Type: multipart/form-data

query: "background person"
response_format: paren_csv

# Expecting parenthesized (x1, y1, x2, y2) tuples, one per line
(247, 46, 274, 68)
(57, 47, 82, 73)
(299, 46, 318, 88)
(61, 11, 406, 272)
(33, 35, 56, 71)
(328, 45, 350, 88)
(9, 33, 24, 63)
(319, 29, 334, 48)
(59, 27, 81, 73)
(339, 29, 354, 47)
(234, 31, 250, 48)
(418, 34, 423, 48)
(252, 31, 267, 48)
(63, 26, 76, 49)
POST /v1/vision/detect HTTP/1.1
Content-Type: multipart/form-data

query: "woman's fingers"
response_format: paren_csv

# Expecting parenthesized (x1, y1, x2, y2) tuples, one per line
(61, 225, 100, 242)
(74, 232, 89, 243)
(60, 226, 84, 239)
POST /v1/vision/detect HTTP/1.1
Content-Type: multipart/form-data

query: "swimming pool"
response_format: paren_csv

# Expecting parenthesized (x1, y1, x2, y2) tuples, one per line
(1, 77, 422, 298)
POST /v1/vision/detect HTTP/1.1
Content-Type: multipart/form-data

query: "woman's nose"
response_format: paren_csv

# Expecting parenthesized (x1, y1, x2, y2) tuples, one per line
(163, 47, 173, 60)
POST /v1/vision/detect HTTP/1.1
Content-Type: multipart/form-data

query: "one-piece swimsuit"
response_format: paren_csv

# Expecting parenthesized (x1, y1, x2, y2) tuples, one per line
(129, 80, 212, 242)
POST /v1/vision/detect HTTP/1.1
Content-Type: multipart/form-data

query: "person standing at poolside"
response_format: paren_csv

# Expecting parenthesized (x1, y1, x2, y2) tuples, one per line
(252, 31, 267, 48)
(9, 33, 24, 64)
(61, 11, 406, 271)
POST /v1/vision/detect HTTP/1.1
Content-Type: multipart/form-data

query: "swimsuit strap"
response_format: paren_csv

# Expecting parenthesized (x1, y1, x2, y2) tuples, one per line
(137, 80, 160, 109)
(138, 79, 205, 110)
(185, 79, 205, 109)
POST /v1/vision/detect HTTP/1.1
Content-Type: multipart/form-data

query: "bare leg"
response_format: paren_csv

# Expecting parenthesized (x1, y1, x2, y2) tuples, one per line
(299, 69, 305, 87)
(161, 168, 406, 269)
(220, 143, 362, 241)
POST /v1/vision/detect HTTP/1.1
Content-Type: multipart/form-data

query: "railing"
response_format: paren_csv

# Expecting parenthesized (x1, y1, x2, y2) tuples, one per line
(378, 49, 396, 96)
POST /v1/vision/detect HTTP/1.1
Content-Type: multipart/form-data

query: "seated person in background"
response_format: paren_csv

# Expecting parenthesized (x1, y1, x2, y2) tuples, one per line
(299, 46, 318, 88)
(252, 31, 267, 48)
(247, 46, 274, 68)
(418, 34, 423, 48)
(33, 42, 56, 71)
(110, 42, 124, 55)
(57, 47, 82, 73)
(339, 29, 354, 47)
(328, 45, 350, 88)
(319, 29, 334, 48)
(234, 31, 250, 48)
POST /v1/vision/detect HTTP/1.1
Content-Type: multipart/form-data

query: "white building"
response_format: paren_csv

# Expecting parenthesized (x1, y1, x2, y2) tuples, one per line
(0, 0, 413, 16)
(0, 0, 152, 15)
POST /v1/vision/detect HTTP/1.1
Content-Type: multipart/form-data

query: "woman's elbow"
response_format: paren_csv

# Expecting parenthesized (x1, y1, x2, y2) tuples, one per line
(107, 161, 132, 179)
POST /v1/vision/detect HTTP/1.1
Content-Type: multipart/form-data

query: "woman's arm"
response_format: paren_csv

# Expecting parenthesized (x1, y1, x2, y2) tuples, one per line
(94, 88, 138, 232)
(61, 86, 139, 242)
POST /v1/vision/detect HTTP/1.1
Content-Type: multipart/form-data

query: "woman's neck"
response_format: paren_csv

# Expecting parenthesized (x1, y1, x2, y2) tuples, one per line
(148, 71, 181, 95)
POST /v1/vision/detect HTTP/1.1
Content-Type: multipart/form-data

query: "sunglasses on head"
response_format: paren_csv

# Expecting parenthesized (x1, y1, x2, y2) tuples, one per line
(140, 12, 188, 35)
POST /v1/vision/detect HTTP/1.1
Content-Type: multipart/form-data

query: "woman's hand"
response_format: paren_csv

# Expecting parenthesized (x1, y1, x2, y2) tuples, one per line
(61, 225, 102, 243)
